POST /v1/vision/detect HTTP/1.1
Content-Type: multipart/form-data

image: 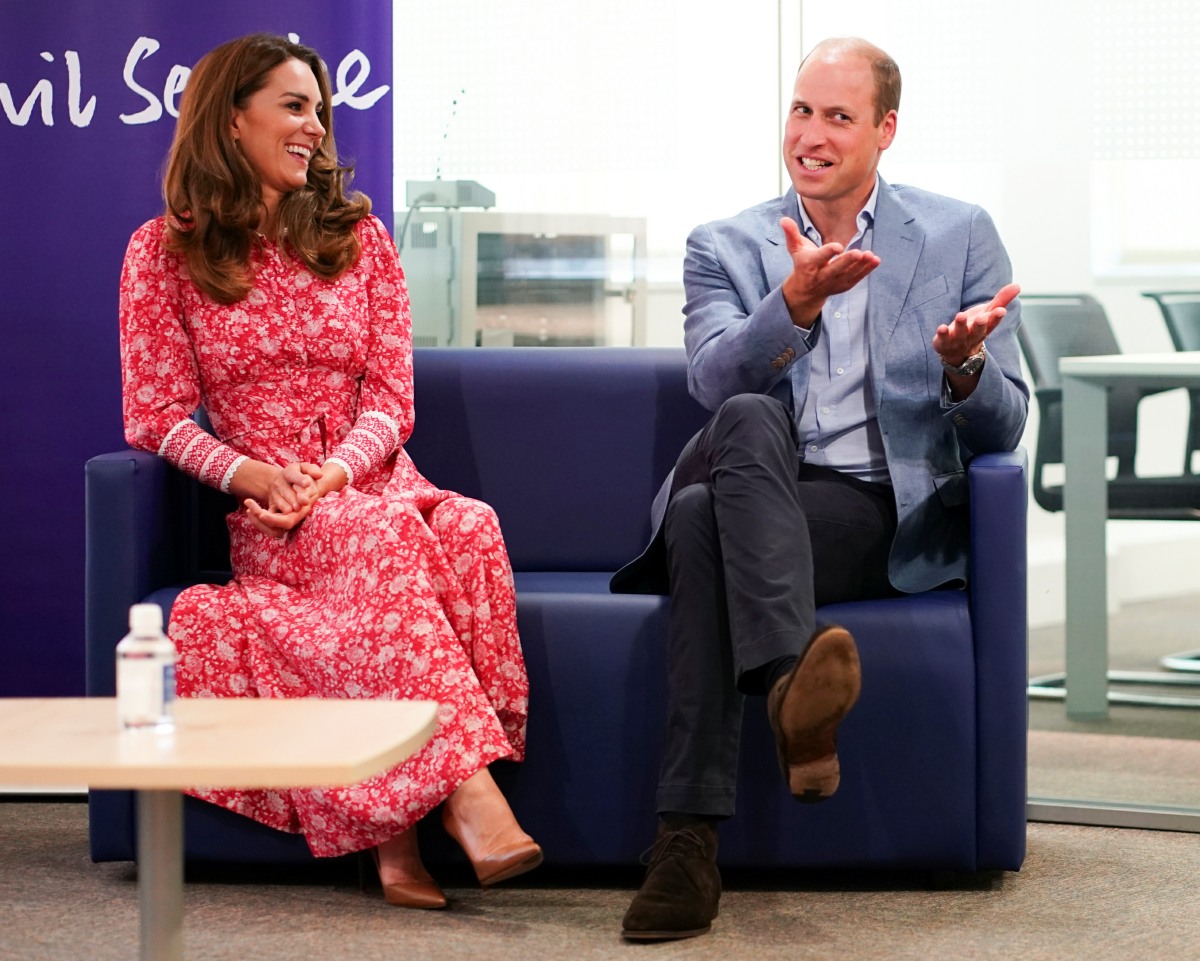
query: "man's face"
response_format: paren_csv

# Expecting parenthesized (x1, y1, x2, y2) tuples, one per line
(782, 52, 896, 210)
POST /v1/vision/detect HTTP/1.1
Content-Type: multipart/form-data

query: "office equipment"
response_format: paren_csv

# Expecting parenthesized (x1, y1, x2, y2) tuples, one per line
(395, 210, 648, 348)
(405, 178, 496, 209)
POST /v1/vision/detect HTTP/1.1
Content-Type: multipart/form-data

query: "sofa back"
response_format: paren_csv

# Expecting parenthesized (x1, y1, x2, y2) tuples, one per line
(407, 347, 710, 572)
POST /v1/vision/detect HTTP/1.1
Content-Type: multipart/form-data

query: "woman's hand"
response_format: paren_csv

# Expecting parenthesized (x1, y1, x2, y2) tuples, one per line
(313, 461, 349, 499)
(242, 494, 313, 538)
(239, 461, 349, 539)
(268, 462, 322, 514)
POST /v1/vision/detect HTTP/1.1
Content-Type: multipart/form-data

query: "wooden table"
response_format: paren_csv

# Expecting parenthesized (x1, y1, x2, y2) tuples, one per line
(0, 697, 439, 961)
(1060, 351, 1200, 718)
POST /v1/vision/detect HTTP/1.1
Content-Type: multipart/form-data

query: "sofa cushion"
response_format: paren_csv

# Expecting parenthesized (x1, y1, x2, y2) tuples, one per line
(407, 348, 710, 572)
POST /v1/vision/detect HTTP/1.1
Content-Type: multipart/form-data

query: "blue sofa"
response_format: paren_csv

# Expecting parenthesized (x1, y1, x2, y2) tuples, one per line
(86, 347, 1028, 873)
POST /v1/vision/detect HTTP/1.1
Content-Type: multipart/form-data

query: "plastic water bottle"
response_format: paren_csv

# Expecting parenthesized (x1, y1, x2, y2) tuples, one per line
(116, 603, 177, 732)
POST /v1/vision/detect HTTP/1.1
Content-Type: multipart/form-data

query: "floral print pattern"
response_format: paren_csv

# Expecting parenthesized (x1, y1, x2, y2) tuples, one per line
(119, 215, 528, 857)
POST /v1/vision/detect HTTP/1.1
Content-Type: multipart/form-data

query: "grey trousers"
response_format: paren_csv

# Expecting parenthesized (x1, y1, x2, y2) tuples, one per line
(656, 393, 897, 818)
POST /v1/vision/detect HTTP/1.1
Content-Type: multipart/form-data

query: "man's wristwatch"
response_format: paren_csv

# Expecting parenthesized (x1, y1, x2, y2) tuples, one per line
(941, 343, 987, 377)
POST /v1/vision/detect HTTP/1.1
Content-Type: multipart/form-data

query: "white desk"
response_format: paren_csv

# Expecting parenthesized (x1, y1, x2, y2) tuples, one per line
(0, 697, 438, 961)
(1061, 351, 1200, 718)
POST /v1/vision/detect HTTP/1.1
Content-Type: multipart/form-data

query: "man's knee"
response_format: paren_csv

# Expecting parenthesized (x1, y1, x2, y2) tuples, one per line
(713, 393, 791, 437)
(716, 391, 783, 418)
(715, 391, 792, 429)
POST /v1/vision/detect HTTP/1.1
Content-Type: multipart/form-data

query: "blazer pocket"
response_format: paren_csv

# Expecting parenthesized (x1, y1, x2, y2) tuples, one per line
(933, 469, 968, 508)
(901, 275, 949, 313)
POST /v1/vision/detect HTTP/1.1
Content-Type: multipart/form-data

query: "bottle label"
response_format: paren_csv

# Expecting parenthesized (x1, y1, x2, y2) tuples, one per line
(117, 656, 175, 730)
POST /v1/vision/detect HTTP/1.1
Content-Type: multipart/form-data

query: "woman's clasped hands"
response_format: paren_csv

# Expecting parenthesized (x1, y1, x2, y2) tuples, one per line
(242, 460, 348, 538)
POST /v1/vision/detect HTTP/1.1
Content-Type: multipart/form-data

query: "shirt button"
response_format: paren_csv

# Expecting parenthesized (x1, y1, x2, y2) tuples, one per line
(822, 407, 830, 414)
(810, 445, 819, 452)
(834, 311, 842, 319)
(836, 367, 845, 375)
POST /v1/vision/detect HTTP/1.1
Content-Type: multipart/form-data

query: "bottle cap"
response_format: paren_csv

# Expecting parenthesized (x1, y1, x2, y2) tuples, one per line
(129, 603, 164, 635)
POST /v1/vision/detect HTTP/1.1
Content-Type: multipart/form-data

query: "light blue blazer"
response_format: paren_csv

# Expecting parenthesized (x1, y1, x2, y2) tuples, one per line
(613, 178, 1029, 596)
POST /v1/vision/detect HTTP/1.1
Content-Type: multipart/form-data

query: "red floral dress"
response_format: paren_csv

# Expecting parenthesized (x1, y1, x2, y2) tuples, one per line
(118, 215, 528, 857)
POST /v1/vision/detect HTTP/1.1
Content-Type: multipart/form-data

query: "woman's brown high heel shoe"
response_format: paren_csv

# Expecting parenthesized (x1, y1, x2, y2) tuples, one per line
(369, 842, 448, 909)
(442, 805, 543, 888)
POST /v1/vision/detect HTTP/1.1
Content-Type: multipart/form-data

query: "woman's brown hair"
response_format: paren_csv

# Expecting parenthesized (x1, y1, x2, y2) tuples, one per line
(163, 33, 371, 303)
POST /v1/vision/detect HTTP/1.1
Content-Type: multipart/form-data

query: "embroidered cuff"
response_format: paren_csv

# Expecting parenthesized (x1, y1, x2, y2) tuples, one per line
(219, 456, 248, 494)
(326, 411, 400, 485)
(158, 418, 245, 490)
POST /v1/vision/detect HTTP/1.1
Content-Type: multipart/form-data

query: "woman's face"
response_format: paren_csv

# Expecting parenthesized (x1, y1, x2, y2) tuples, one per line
(230, 57, 326, 223)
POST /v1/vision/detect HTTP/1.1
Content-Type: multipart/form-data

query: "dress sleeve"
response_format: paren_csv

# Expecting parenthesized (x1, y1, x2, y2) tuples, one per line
(118, 220, 247, 492)
(323, 216, 414, 487)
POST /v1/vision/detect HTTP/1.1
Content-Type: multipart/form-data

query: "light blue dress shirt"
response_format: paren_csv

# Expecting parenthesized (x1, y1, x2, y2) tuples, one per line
(792, 182, 890, 484)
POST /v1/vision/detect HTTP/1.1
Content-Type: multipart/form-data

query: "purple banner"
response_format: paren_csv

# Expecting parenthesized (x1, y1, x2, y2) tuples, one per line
(0, 4, 393, 695)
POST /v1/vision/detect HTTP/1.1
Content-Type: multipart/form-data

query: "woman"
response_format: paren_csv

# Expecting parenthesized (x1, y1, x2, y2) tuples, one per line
(118, 33, 540, 910)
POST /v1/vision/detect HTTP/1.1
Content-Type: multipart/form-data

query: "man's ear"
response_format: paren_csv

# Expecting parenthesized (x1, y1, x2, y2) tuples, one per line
(878, 110, 897, 151)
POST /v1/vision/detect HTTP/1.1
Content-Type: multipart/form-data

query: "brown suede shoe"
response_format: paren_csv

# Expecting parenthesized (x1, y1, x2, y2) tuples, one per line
(767, 624, 861, 802)
(621, 819, 720, 941)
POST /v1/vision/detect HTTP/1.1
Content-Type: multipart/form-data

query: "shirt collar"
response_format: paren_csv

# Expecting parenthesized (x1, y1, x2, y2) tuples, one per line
(795, 176, 880, 245)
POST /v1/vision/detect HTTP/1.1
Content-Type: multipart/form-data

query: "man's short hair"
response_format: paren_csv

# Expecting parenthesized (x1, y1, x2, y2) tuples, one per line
(802, 38, 901, 126)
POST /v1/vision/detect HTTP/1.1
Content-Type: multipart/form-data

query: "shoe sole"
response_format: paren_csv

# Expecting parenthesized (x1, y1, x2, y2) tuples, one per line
(368, 847, 449, 909)
(442, 806, 544, 887)
(622, 925, 712, 941)
(381, 886, 449, 909)
(479, 847, 544, 887)
(773, 626, 861, 802)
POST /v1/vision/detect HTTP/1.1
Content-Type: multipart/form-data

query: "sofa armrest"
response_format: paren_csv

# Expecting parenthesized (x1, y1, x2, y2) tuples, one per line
(85, 451, 180, 695)
(967, 448, 1029, 869)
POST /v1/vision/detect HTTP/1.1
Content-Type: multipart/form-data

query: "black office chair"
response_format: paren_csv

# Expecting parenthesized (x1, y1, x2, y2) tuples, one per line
(1017, 293, 1200, 705)
(1142, 291, 1200, 476)
(1017, 293, 1200, 518)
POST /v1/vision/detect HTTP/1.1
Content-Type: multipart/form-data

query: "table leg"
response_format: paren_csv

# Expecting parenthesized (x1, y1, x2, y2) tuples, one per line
(1062, 374, 1110, 719)
(137, 789, 183, 961)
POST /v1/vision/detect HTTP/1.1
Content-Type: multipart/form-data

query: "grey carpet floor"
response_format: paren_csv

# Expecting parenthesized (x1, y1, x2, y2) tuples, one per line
(1028, 592, 1200, 811)
(1028, 729, 1200, 807)
(1029, 592, 1200, 742)
(2, 801, 1199, 961)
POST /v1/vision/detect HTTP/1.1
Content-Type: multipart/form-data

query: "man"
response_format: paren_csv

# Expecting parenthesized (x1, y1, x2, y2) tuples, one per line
(610, 37, 1029, 941)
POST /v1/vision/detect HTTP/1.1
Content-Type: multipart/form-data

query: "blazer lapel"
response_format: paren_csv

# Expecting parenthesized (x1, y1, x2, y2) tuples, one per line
(867, 180, 924, 352)
(759, 190, 798, 291)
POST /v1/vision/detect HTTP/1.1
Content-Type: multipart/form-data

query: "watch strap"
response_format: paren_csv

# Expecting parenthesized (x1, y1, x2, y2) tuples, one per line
(941, 343, 987, 376)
